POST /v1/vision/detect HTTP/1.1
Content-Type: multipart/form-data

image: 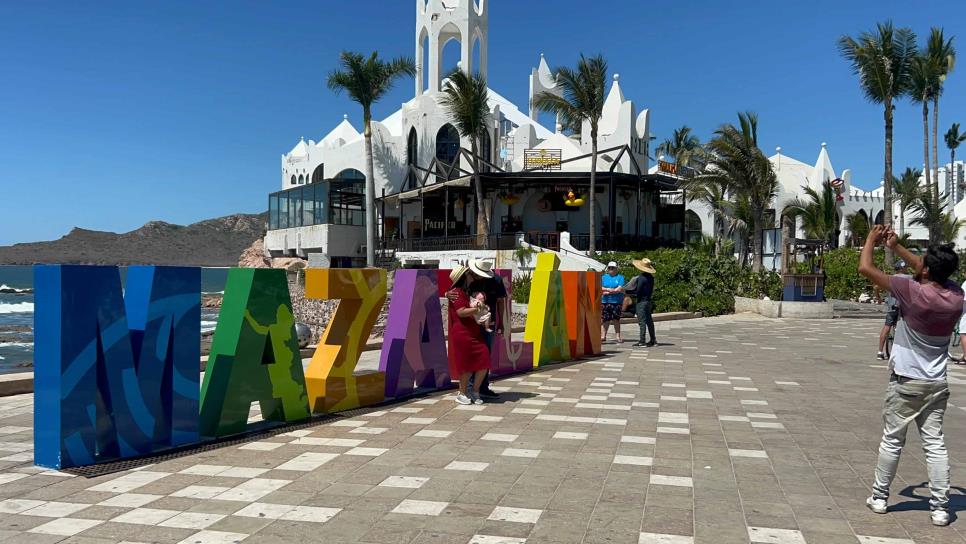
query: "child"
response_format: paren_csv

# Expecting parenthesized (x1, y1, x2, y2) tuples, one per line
(469, 291, 493, 332)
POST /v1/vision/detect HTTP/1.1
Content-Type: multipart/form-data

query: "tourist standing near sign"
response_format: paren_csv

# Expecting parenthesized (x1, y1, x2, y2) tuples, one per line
(446, 265, 492, 405)
(466, 259, 504, 399)
(624, 259, 657, 347)
(858, 225, 962, 526)
(600, 262, 625, 343)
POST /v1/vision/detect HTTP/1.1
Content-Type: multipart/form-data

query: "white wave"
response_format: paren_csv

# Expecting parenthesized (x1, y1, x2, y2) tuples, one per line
(201, 321, 218, 333)
(0, 355, 4, 360)
(0, 342, 32, 348)
(0, 302, 33, 314)
(0, 284, 31, 293)
(202, 290, 225, 295)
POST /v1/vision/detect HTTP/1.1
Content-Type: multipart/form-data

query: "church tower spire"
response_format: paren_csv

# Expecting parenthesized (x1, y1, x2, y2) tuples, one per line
(415, 0, 488, 96)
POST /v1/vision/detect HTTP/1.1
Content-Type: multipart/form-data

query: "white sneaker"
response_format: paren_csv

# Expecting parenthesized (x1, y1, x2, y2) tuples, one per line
(876, 352, 886, 360)
(455, 392, 472, 405)
(469, 392, 484, 405)
(866, 496, 887, 514)
(931, 509, 950, 526)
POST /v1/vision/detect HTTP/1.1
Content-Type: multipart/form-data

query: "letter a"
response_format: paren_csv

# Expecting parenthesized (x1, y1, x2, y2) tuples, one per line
(199, 268, 310, 437)
(523, 253, 571, 367)
(379, 269, 449, 398)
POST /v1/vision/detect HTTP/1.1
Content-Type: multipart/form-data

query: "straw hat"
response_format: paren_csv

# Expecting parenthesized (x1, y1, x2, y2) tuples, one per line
(450, 265, 470, 285)
(632, 258, 656, 274)
(468, 258, 494, 279)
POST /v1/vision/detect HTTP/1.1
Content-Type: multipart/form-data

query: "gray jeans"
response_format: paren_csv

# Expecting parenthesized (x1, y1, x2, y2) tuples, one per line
(872, 375, 950, 510)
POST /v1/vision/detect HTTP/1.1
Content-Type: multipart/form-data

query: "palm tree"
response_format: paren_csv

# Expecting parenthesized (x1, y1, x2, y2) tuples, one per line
(845, 213, 871, 247)
(697, 112, 778, 271)
(327, 51, 415, 267)
(909, 55, 935, 201)
(910, 189, 950, 244)
(657, 126, 706, 171)
(533, 54, 608, 255)
(945, 123, 966, 200)
(785, 181, 840, 250)
(838, 22, 918, 265)
(926, 28, 955, 191)
(893, 167, 923, 236)
(940, 213, 965, 244)
(680, 177, 728, 255)
(439, 69, 491, 246)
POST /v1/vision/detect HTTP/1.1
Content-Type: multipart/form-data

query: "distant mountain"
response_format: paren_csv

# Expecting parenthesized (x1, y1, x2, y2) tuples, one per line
(0, 213, 267, 266)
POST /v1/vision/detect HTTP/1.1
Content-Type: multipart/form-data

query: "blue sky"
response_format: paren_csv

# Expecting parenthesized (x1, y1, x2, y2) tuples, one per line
(1, 0, 964, 245)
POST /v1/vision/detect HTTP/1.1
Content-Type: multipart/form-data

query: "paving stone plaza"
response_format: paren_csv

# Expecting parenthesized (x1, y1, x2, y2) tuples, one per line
(1, 315, 966, 543)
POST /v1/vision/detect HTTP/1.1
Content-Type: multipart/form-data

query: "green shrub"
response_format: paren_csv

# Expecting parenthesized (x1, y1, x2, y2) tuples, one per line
(511, 276, 531, 304)
(822, 247, 884, 301)
(596, 249, 781, 317)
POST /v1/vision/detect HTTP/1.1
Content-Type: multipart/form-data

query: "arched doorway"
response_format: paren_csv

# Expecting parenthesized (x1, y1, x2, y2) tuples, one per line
(874, 210, 885, 225)
(407, 127, 418, 189)
(311, 164, 324, 184)
(297, 174, 304, 185)
(436, 124, 460, 181)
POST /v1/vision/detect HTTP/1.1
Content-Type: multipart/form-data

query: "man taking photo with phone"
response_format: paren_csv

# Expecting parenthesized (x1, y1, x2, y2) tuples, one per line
(858, 224, 963, 526)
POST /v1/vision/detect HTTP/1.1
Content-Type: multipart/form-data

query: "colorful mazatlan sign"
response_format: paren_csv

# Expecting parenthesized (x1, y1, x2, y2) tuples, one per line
(33, 264, 603, 469)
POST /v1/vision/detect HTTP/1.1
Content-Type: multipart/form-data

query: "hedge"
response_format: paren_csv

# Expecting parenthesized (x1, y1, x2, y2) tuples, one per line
(595, 249, 781, 317)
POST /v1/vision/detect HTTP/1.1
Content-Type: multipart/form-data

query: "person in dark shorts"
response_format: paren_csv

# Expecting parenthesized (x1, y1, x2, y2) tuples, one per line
(877, 259, 908, 360)
(600, 261, 626, 343)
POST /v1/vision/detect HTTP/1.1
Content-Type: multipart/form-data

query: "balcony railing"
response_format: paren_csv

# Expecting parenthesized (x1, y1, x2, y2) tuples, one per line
(381, 234, 519, 252)
(566, 234, 684, 252)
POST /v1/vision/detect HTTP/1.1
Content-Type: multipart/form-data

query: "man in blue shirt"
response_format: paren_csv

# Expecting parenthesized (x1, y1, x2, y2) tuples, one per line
(600, 262, 625, 343)
(624, 258, 656, 347)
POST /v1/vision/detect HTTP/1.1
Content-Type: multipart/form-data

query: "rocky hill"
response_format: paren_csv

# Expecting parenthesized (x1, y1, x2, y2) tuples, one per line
(0, 213, 267, 266)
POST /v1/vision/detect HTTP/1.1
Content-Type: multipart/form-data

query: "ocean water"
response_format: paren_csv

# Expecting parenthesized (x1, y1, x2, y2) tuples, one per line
(0, 265, 227, 373)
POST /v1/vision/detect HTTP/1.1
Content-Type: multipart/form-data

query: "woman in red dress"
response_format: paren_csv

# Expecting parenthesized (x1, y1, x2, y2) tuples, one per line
(448, 265, 491, 405)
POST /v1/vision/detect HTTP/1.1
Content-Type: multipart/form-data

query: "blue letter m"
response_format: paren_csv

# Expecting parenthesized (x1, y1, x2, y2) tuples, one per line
(34, 265, 200, 469)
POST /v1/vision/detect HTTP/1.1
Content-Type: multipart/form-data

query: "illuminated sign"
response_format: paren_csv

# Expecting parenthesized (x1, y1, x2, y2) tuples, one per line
(524, 149, 562, 170)
(658, 160, 695, 178)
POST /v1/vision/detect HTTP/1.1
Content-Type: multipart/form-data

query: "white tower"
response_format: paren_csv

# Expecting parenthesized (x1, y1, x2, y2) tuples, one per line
(415, 0, 488, 95)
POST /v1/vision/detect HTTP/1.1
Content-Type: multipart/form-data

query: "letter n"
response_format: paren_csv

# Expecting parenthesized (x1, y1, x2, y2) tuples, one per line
(34, 265, 200, 469)
(561, 271, 603, 357)
(199, 268, 311, 437)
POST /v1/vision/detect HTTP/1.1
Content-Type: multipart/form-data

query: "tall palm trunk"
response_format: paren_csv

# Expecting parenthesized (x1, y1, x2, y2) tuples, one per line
(363, 109, 376, 267)
(883, 101, 895, 266)
(933, 95, 941, 200)
(899, 205, 906, 237)
(588, 131, 598, 255)
(471, 137, 488, 249)
(713, 205, 722, 257)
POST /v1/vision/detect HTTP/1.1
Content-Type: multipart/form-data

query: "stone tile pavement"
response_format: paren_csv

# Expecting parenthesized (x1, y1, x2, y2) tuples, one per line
(0, 315, 965, 542)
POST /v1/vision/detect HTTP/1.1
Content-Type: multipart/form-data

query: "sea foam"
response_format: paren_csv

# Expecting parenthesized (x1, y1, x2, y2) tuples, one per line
(0, 302, 33, 314)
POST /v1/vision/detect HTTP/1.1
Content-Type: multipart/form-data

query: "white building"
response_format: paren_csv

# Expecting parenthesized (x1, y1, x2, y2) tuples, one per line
(265, 0, 679, 268)
(682, 142, 885, 270)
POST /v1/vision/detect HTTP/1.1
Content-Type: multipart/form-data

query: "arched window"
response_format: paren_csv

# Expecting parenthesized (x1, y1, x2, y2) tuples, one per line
(333, 168, 365, 181)
(311, 164, 324, 184)
(874, 210, 885, 225)
(407, 128, 418, 189)
(685, 210, 703, 242)
(479, 130, 491, 173)
(290, 175, 296, 185)
(297, 174, 304, 185)
(436, 123, 460, 181)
